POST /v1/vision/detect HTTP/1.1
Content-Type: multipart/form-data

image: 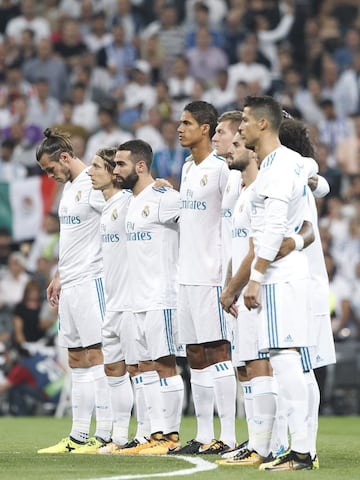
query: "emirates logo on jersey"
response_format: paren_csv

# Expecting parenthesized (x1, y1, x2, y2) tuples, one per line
(75, 190, 82, 202)
(111, 208, 118, 221)
(200, 174, 208, 186)
(142, 205, 150, 217)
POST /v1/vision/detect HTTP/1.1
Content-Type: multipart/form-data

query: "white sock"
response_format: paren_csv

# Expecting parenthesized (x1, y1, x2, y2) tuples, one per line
(132, 374, 151, 441)
(270, 387, 289, 455)
(108, 373, 133, 446)
(250, 376, 277, 457)
(304, 370, 320, 458)
(160, 374, 184, 434)
(91, 364, 112, 442)
(190, 367, 214, 444)
(270, 350, 309, 454)
(240, 380, 254, 446)
(70, 367, 94, 443)
(210, 361, 237, 448)
(141, 370, 164, 435)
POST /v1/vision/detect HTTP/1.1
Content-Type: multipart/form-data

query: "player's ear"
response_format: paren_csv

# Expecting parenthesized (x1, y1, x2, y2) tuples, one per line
(201, 123, 210, 136)
(59, 152, 70, 165)
(135, 160, 146, 173)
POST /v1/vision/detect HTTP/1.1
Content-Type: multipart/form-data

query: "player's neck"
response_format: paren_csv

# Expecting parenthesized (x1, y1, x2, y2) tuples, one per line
(256, 135, 281, 163)
(190, 143, 213, 165)
(69, 157, 86, 181)
(132, 174, 154, 196)
(103, 185, 120, 201)
(242, 161, 258, 186)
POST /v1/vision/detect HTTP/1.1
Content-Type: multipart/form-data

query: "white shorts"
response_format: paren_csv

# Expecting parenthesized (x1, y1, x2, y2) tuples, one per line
(300, 313, 336, 371)
(232, 296, 270, 366)
(135, 309, 177, 361)
(258, 279, 311, 351)
(58, 278, 104, 349)
(102, 310, 139, 366)
(177, 285, 229, 344)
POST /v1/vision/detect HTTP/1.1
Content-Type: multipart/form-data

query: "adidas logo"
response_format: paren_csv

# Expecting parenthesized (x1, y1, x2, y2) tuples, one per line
(284, 334, 293, 342)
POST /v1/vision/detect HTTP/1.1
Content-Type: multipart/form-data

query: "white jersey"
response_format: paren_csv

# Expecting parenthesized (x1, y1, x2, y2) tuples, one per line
(58, 168, 104, 286)
(179, 151, 230, 285)
(221, 169, 242, 282)
(250, 146, 309, 283)
(231, 183, 253, 278)
(100, 189, 132, 312)
(125, 183, 180, 312)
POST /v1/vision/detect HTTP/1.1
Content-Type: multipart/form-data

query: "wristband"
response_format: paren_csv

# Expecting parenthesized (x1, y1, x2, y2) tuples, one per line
(250, 269, 264, 283)
(290, 234, 304, 251)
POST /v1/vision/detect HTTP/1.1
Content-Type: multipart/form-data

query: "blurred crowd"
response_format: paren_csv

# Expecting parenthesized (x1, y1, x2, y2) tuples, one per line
(0, 0, 359, 414)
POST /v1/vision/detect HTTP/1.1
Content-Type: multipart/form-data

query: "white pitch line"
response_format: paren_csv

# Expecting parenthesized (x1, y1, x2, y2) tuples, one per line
(84, 455, 218, 480)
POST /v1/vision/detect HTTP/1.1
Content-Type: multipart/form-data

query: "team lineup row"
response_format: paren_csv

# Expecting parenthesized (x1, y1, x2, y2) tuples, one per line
(35, 96, 335, 472)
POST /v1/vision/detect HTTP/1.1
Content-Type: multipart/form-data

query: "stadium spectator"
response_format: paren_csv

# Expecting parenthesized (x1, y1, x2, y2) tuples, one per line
(334, 50, 360, 117)
(108, 0, 144, 43)
(0, 252, 30, 312)
(134, 106, 165, 152)
(139, 33, 164, 84)
(152, 118, 188, 190)
(96, 21, 137, 90)
(26, 212, 59, 274)
(27, 78, 61, 131)
(22, 37, 69, 101)
(254, 0, 295, 82)
(84, 100, 133, 164)
(123, 60, 156, 114)
(167, 55, 195, 119)
(141, 3, 186, 80)
(332, 25, 360, 73)
(0, 0, 21, 36)
(185, 0, 227, 29)
(69, 82, 99, 133)
(1, 95, 43, 174)
(227, 40, 272, 94)
(185, 26, 228, 85)
(12, 279, 55, 348)
(185, 1, 225, 49)
(52, 17, 89, 72)
(0, 138, 26, 181)
(318, 98, 354, 168)
(5, 0, 51, 44)
(336, 113, 360, 176)
(83, 10, 113, 54)
(202, 69, 235, 113)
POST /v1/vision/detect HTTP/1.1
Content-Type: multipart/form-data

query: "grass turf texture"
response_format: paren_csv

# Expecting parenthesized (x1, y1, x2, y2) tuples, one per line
(0, 416, 359, 480)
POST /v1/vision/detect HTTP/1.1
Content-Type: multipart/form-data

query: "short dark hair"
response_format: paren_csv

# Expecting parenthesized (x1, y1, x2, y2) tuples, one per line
(279, 118, 315, 158)
(243, 95, 283, 132)
(183, 101, 218, 138)
(117, 139, 153, 170)
(36, 128, 75, 162)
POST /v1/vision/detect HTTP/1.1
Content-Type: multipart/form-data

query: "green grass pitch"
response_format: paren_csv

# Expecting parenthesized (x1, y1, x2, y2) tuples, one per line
(0, 416, 359, 479)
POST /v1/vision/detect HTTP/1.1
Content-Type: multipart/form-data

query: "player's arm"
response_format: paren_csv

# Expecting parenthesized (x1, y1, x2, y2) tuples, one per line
(308, 174, 330, 198)
(47, 270, 61, 307)
(244, 197, 287, 310)
(275, 220, 315, 260)
(158, 188, 181, 224)
(221, 238, 255, 316)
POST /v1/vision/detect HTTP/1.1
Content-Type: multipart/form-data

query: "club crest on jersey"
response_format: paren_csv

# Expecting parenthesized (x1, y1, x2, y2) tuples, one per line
(111, 208, 118, 221)
(200, 174, 208, 186)
(142, 205, 150, 217)
(226, 183, 231, 193)
(75, 190, 82, 202)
